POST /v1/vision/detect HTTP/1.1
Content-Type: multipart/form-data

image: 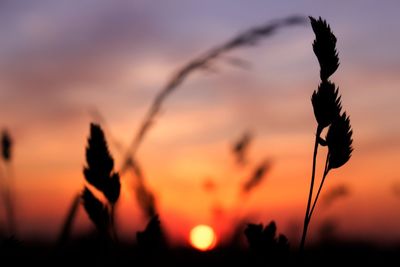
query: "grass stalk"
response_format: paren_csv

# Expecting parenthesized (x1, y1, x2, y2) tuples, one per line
(110, 204, 118, 242)
(57, 193, 81, 245)
(308, 154, 330, 221)
(299, 125, 322, 253)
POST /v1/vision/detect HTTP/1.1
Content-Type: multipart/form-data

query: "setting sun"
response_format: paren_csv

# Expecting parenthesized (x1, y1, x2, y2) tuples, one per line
(189, 225, 217, 251)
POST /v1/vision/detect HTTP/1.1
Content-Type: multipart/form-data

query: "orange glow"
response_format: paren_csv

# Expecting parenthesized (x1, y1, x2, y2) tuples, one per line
(189, 225, 217, 251)
(2, 3, 400, 246)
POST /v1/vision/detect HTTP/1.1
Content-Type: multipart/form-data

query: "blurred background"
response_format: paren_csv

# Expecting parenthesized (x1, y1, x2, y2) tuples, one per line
(0, 0, 399, 247)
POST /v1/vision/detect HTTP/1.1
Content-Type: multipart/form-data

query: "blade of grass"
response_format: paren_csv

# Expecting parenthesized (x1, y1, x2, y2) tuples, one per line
(120, 15, 307, 170)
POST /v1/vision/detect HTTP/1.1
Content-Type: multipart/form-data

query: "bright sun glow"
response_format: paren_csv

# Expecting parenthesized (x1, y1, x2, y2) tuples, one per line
(189, 224, 217, 251)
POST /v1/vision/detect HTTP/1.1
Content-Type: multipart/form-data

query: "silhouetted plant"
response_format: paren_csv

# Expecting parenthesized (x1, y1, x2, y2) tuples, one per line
(81, 123, 121, 239)
(202, 134, 273, 238)
(135, 181, 157, 219)
(317, 217, 339, 243)
(205, 154, 272, 240)
(1, 130, 12, 162)
(137, 215, 167, 252)
(86, 16, 306, 237)
(242, 160, 272, 194)
(232, 131, 252, 165)
(1, 130, 15, 236)
(89, 110, 158, 220)
(122, 156, 157, 219)
(309, 17, 339, 82)
(300, 17, 353, 252)
(58, 192, 81, 244)
(87, 17, 309, 231)
(82, 187, 110, 235)
(326, 113, 353, 171)
(0, 236, 21, 263)
(84, 124, 121, 204)
(120, 15, 307, 172)
(311, 80, 342, 130)
(245, 221, 289, 261)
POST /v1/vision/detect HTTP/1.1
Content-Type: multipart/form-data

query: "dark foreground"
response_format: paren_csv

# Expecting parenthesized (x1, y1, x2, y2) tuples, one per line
(1, 237, 399, 266)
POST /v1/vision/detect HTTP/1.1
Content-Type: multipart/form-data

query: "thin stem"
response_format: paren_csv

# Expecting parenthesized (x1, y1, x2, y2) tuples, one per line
(308, 154, 330, 221)
(3, 187, 15, 235)
(299, 125, 322, 253)
(110, 204, 118, 243)
(3, 162, 16, 236)
(57, 193, 81, 245)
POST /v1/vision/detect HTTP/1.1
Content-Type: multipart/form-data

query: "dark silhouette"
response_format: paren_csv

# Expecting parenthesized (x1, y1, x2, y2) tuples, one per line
(0, 236, 21, 264)
(89, 109, 158, 220)
(57, 193, 81, 245)
(245, 221, 289, 264)
(232, 131, 252, 165)
(300, 17, 353, 253)
(89, 108, 125, 155)
(86, 15, 306, 237)
(94, 16, 308, 229)
(84, 124, 121, 204)
(82, 123, 121, 240)
(242, 160, 272, 194)
(325, 113, 353, 170)
(82, 187, 110, 235)
(120, 15, 307, 173)
(136, 215, 167, 251)
(125, 156, 157, 219)
(245, 221, 289, 252)
(318, 218, 339, 243)
(3, 13, 392, 266)
(1, 130, 15, 236)
(312, 80, 342, 131)
(310, 18, 339, 82)
(1, 130, 12, 161)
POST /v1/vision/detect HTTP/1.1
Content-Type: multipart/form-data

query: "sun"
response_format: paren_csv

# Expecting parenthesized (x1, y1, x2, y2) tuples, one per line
(189, 224, 217, 251)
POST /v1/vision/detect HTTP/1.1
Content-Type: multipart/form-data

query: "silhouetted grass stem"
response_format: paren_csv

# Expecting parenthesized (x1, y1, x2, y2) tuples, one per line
(2, 161, 16, 236)
(57, 193, 81, 245)
(299, 125, 322, 253)
(110, 204, 118, 242)
(308, 154, 329, 220)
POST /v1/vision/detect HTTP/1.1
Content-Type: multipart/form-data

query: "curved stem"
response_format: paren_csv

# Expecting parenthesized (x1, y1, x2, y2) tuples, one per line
(299, 125, 322, 253)
(308, 155, 329, 221)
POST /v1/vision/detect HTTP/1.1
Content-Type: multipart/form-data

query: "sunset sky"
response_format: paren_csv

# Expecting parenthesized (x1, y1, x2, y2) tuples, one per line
(1, 1, 400, 246)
